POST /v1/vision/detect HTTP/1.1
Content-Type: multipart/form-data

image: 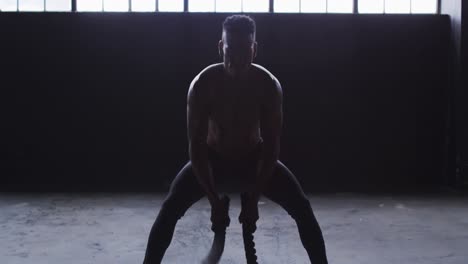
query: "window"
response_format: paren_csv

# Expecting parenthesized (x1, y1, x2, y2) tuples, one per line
(189, 0, 214, 12)
(0, 0, 17, 11)
(191, 0, 269, 12)
(132, 0, 155, 12)
(275, 0, 299, 13)
(0, 0, 439, 13)
(385, 0, 410, 14)
(104, 0, 128, 12)
(358, 0, 437, 14)
(46, 0, 71, 11)
(215, 0, 241, 12)
(276, 0, 352, 13)
(359, 0, 383, 14)
(19, 0, 44, 11)
(327, 0, 353, 13)
(77, 0, 103, 11)
(411, 0, 437, 14)
(242, 0, 269, 12)
(301, 0, 326, 13)
(158, 0, 183, 12)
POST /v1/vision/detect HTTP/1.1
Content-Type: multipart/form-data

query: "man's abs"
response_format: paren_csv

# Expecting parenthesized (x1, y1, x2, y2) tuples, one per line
(206, 128, 262, 160)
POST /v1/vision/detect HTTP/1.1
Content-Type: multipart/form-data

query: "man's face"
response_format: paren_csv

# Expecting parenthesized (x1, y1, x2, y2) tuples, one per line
(219, 31, 257, 78)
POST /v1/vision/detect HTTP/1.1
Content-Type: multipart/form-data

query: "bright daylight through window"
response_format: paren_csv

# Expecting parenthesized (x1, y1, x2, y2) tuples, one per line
(0, 0, 438, 13)
(77, 0, 103, 11)
(131, 0, 155, 12)
(329, 0, 353, 13)
(158, 0, 183, 12)
(103, 0, 128, 12)
(18, 0, 43, 11)
(215, 0, 241, 13)
(275, 0, 300, 13)
(189, 0, 214, 12)
(301, 0, 327, 13)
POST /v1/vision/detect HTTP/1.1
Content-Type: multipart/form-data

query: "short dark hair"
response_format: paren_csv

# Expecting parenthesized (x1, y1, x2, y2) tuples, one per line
(222, 15, 256, 38)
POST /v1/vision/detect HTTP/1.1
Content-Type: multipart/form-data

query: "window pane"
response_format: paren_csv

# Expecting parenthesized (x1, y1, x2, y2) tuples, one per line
(242, 0, 268, 12)
(359, 0, 383, 13)
(189, 0, 215, 12)
(46, 0, 71, 11)
(411, 0, 437, 14)
(132, 0, 155, 11)
(19, 0, 44, 11)
(104, 0, 128, 11)
(274, 0, 299, 13)
(327, 0, 352, 13)
(0, 0, 17, 11)
(158, 0, 183, 11)
(216, 0, 241, 12)
(385, 0, 410, 13)
(301, 0, 326, 13)
(77, 0, 103, 11)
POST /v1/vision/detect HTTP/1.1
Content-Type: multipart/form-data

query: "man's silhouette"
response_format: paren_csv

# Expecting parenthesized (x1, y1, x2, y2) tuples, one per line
(143, 15, 328, 264)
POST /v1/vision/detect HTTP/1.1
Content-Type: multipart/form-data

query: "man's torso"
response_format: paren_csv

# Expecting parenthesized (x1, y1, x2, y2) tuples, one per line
(198, 63, 274, 160)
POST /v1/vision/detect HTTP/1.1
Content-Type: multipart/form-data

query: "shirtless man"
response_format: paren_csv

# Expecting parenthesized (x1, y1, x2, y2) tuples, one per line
(143, 15, 328, 264)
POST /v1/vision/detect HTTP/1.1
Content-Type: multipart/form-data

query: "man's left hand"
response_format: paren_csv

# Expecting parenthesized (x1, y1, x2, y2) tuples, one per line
(238, 192, 259, 231)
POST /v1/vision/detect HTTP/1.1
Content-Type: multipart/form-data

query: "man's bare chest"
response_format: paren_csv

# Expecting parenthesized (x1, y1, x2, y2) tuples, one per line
(209, 84, 261, 122)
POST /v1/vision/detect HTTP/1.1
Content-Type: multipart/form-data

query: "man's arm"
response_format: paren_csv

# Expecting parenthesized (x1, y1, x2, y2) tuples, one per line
(187, 77, 219, 206)
(250, 77, 283, 202)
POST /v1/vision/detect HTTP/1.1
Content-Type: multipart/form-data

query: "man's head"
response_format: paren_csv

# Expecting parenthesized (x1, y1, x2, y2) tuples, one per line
(219, 15, 257, 78)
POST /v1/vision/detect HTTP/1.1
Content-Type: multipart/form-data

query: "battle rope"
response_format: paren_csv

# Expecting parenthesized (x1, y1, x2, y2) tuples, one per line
(241, 192, 258, 264)
(201, 195, 230, 264)
(201, 193, 259, 264)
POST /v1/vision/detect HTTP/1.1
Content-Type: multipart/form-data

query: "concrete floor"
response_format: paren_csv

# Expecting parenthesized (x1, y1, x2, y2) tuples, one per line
(1, 192, 467, 264)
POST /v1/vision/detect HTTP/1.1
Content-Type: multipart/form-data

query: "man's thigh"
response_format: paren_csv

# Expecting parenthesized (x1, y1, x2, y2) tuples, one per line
(262, 161, 310, 216)
(163, 161, 205, 216)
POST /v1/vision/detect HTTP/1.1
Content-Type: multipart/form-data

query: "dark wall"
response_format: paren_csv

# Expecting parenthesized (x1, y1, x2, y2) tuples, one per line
(0, 13, 450, 192)
(442, 0, 468, 186)
(442, 0, 462, 185)
(461, 1, 468, 184)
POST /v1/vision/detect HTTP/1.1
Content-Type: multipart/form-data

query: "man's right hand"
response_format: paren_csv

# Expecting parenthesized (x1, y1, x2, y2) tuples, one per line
(210, 195, 230, 233)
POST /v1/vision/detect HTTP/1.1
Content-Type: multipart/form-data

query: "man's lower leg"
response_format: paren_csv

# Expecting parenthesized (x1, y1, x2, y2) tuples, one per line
(295, 208, 328, 264)
(143, 209, 179, 264)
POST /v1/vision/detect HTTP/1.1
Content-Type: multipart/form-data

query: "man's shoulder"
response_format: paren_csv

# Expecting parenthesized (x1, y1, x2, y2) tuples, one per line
(192, 63, 223, 84)
(251, 64, 282, 96)
(188, 63, 222, 97)
(251, 64, 281, 87)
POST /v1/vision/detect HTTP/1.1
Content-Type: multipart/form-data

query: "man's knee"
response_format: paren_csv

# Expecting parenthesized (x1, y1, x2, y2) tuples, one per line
(288, 197, 314, 222)
(160, 197, 189, 220)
